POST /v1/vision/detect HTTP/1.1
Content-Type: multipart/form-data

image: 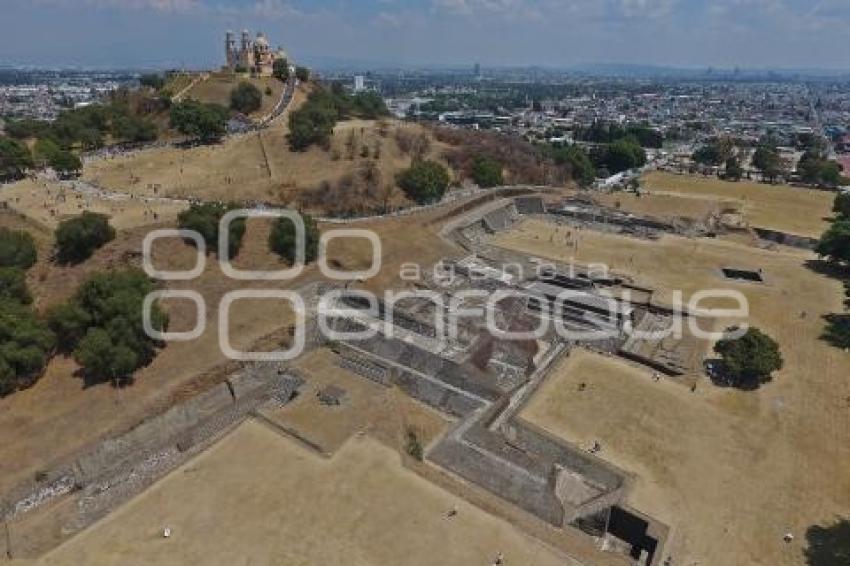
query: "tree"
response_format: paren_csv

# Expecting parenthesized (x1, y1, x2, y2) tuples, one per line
(714, 327, 783, 389)
(602, 138, 647, 173)
(48, 149, 82, 178)
(0, 228, 37, 270)
(397, 160, 451, 205)
(177, 202, 246, 258)
(269, 212, 319, 264)
(287, 98, 337, 151)
(815, 219, 850, 264)
(169, 99, 229, 143)
(724, 156, 744, 181)
(693, 137, 735, 167)
(0, 299, 54, 397)
(54, 269, 167, 385)
(55, 212, 116, 264)
(112, 114, 158, 143)
(752, 145, 787, 183)
(230, 81, 263, 114)
(798, 151, 843, 188)
(272, 58, 289, 82)
(804, 517, 850, 566)
(0, 267, 32, 304)
(139, 73, 165, 91)
(74, 328, 140, 385)
(0, 137, 34, 180)
(295, 66, 310, 82)
(551, 145, 595, 187)
(470, 155, 504, 188)
(46, 302, 91, 353)
(834, 192, 850, 219)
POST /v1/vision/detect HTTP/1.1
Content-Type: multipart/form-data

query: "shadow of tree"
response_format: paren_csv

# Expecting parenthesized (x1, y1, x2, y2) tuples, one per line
(805, 260, 850, 351)
(805, 517, 850, 565)
(821, 314, 850, 350)
(804, 259, 850, 280)
(703, 358, 765, 391)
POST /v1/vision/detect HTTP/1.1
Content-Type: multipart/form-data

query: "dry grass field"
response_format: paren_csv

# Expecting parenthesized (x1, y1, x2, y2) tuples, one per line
(38, 420, 576, 566)
(184, 74, 284, 118)
(493, 219, 850, 565)
(639, 171, 834, 237)
(0, 202, 458, 497)
(82, 87, 449, 210)
(0, 177, 188, 231)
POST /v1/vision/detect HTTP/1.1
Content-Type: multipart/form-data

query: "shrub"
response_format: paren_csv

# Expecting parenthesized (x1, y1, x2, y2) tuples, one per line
(714, 327, 783, 389)
(405, 427, 424, 461)
(295, 66, 310, 82)
(0, 267, 32, 304)
(397, 160, 450, 205)
(470, 155, 504, 188)
(0, 228, 37, 270)
(177, 202, 246, 258)
(55, 212, 115, 264)
(230, 81, 263, 114)
(269, 212, 319, 264)
(0, 299, 54, 397)
(49, 269, 167, 385)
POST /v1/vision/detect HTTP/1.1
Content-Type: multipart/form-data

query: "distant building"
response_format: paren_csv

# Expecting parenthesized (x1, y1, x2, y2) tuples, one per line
(354, 75, 366, 92)
(224, 30, 288, 76)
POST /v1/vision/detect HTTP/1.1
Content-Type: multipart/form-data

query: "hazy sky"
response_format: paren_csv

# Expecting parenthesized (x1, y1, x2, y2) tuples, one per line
(3, 0, 849, 69)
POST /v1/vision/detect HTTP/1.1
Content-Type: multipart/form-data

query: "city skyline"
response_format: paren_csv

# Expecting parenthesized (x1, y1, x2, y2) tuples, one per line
(3, 0, 849, 70)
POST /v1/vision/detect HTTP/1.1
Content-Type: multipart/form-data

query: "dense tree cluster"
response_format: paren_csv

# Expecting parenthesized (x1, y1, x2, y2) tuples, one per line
(591, 137, 647, 174)
(47, 269, 167, 385)
(752, 144, 788, 183)
(714, 327, 783, 390)
(0, 137, 34, 180)
(177, 202, 246, 258)
(0, 229, 51, 398)
(397, 160, 451, 205)
(139, 73, 165, 91)
(287, 85, 389, 151)
(55, 212, 116, 264)
(797, 149, 844, 188)
(548, 144, 596, 187)
(575, 122, 663, 149)
(33, 138, 82, 178)
(0, 228, 37, 271)
(0, 267, 32, 304)
(230, 81, 263, 114)
(0, 299, 54, 397)
(169, 99, 229, 143)
(817, 193, 850, 349)
(692, 137, 736, 167)
(5, 97, 160, 151)
(470, 155, 504, 188)
(269, 212, 319, 264)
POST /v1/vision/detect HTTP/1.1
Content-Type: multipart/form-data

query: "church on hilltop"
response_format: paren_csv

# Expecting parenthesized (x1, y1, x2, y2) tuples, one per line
(224, 30, 288, 76)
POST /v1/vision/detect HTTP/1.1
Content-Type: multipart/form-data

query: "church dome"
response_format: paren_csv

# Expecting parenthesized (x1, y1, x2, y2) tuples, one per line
(255, 33, 269, 47)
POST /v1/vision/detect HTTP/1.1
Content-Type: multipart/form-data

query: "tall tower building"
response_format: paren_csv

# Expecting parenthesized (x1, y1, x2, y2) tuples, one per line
(225, 31, 236, 68)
